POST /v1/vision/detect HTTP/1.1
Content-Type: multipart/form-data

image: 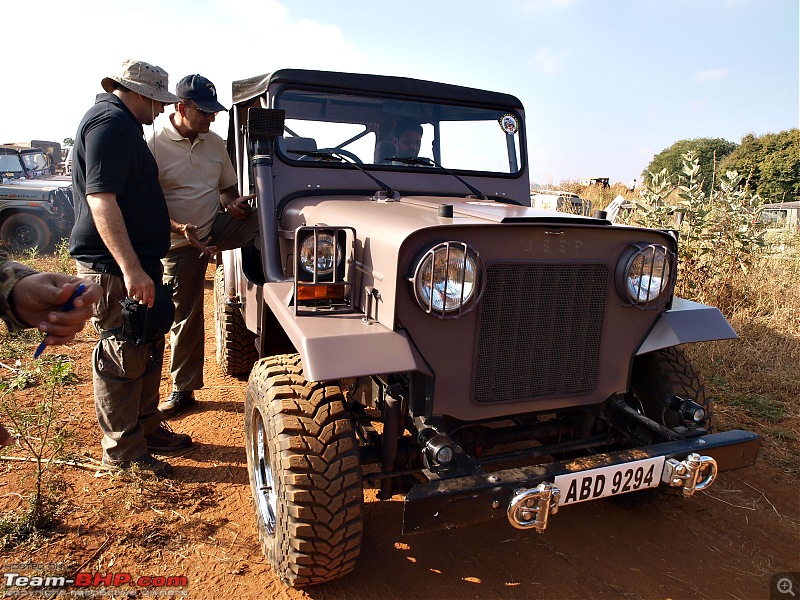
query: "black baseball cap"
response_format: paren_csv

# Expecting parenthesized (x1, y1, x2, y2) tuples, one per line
(176, 74, 227, 113)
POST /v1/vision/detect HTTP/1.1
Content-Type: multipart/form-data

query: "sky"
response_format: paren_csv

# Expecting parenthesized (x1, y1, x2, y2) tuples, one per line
(3, 0, 797, 186)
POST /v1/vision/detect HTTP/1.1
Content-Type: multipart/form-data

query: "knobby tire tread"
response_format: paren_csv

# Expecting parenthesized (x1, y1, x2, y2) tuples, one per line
(214, 265, 258, 376)
(622, 346, 713, 505)
(246, 354, 363, 587)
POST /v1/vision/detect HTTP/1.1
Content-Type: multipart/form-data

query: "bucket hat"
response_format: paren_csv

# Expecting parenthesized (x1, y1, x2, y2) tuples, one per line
(101, 59, 181, 104)
(176, 74, 227, 113)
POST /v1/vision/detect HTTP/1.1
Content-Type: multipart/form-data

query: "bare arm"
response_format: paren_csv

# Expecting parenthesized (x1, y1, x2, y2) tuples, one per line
(86, 192, 154, 307)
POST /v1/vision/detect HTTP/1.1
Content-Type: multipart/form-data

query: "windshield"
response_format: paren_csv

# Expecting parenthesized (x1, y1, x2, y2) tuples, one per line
(0, 151, 26, 178)
(20, 151, 49, 176)
(274, 89, 523, 174)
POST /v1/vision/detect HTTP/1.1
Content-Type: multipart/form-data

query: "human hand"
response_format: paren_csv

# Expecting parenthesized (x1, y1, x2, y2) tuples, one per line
(225, 194, 255, 220)
(11, 273, 102, 343)
(0, 422, 14, 447)
(183, 224, 218, 256)
(123, 267, 155, 307)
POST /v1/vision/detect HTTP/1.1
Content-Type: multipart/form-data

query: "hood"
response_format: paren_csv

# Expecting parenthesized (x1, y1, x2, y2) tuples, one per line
(0, 183, 53, 201)
(281, 195, 610, 330)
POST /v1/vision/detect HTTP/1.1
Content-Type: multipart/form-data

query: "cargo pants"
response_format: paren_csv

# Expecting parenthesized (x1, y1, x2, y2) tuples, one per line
(76, 262, 164, 463)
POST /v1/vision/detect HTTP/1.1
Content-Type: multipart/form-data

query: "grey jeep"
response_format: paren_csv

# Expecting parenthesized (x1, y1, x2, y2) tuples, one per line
(0, 145, 74, 251)
(216, 69, 760, 587)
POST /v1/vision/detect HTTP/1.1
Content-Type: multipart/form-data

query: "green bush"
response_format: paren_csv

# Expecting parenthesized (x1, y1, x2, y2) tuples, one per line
(624, 151, 767, 311)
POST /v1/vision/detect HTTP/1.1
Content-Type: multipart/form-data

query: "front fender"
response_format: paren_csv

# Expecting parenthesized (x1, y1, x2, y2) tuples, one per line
(636, 297, 737, 355)
(262, 281, 428, 382)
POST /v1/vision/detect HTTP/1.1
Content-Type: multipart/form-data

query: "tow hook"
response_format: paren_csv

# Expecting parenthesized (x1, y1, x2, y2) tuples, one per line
(662, 452, 718, 496)
(507, 483, 561, 531)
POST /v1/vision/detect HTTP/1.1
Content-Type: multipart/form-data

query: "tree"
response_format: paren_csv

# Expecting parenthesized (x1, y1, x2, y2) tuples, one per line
(643, 138, 737, 194)
(720, 129, 800, 203)
(62, 137, 74, 147)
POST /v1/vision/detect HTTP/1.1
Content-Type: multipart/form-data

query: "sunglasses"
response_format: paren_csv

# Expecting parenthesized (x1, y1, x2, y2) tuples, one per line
(184, 103, 218, 117)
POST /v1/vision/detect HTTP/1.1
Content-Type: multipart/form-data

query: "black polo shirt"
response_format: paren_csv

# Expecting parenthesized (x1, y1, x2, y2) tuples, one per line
(69, 93, 170, 278)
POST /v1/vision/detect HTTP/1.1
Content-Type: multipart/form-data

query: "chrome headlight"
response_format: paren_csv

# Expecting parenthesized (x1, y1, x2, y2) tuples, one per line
(298, 232, 342, 277)
(412, 242, 482, 317)
(616, 243, 674, 308)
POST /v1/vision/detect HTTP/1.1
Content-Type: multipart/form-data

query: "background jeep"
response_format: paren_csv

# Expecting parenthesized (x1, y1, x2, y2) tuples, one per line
(0, 145, 74, 251)
(217, 69, 760, 587)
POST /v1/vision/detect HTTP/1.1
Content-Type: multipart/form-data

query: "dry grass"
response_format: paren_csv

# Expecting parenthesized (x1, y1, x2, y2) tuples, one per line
(555, 180, 633, 210)
(684, 255, 800, 473)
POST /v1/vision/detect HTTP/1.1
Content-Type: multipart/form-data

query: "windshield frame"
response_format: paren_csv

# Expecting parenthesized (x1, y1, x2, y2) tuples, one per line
(271, 83, 526, 179)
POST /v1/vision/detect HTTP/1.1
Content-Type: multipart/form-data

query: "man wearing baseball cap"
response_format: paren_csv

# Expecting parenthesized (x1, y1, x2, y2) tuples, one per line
(147, 74, 259, 418)
(70, 59, 193, 477)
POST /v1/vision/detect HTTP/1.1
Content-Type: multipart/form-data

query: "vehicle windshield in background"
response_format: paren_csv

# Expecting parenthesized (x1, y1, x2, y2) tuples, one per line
(275, 89, 523, 174)
(0, 150, 26, 178)
(20, 150, 50, 177)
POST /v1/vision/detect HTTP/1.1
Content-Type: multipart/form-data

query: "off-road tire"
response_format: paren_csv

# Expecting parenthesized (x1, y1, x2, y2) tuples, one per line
(630, 346, 712, 431)
(621, 347, 713, 505)
(0, 212, 52, 252)
(214, 265, 258, 375)
(244, 354, 363, 587)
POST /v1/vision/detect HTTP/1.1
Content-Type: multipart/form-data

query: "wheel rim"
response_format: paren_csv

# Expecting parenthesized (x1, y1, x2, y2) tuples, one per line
(252, 409, 277, 537)
(13, 223, 39, 248)
(215, 303, 223, 357)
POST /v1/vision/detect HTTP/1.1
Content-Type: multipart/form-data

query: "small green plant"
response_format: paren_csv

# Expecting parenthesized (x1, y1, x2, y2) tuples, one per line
(23, 245, 41, 263)
(0, 356, 75, 547)
(52, 238, 73, 275)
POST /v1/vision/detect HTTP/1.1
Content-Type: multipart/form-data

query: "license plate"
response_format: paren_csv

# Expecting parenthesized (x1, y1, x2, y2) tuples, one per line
(554, 456, 666, 506)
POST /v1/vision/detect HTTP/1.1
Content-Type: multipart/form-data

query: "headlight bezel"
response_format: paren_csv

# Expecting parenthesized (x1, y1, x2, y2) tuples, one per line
(410, 241, 484, 319)
(615, 242, 676, 309)
(293, 226, 355, 315)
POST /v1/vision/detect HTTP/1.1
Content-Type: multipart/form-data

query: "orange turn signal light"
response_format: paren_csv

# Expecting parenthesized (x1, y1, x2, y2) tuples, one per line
(297, 284, 346, 301)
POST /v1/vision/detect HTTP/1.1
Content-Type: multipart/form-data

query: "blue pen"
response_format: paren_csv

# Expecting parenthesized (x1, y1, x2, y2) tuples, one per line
(33, 283, 87, 359)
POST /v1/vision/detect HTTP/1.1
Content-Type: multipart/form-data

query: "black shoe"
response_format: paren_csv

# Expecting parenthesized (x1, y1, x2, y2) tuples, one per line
(145, 421, 193, 454)
(102, 453, 173, 477)
(158, 391, 197, 418)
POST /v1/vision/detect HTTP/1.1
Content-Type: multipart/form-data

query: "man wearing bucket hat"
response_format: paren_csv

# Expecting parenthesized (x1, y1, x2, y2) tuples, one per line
(147, 74, 259, 419)
(69, 59, 193, 477)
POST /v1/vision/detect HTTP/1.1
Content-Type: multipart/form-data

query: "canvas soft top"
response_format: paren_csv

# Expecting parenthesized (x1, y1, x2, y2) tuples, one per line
(231, 69, 524, 109)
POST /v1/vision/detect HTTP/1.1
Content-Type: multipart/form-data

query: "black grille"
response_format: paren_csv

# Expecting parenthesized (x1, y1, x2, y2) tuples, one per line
(473, 263, 608, 403)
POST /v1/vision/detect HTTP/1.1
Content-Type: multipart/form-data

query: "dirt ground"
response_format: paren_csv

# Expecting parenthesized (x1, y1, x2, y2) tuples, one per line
(1, 266, 798, 600)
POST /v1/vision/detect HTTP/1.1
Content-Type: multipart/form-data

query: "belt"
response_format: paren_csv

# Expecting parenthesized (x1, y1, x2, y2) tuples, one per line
(75, 260, 123, 277)
(78, 260, 162, 280)
(90, 261, 123, 277)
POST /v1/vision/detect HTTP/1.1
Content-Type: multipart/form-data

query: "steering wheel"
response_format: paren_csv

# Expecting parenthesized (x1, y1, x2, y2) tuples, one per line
(298, 147, 363, 165)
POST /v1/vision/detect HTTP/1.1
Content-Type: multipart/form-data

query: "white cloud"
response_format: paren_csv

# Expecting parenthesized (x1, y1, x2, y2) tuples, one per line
(0, 0, 369, 144)
(530, 48, 568, 75)
(694, 68, 729, 82)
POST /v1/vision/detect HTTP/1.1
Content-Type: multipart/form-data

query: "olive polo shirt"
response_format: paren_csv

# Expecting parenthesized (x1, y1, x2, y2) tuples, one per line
(69, 93, 170, 278)
(147, 115, 238, 250)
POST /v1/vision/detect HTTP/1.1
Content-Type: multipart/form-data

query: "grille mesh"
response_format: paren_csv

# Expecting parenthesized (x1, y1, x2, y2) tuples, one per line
(474, 263, 609, 403)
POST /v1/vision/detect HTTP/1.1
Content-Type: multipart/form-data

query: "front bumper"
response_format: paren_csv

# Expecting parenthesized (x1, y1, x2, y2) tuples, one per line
(402, 429, 760, 535)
